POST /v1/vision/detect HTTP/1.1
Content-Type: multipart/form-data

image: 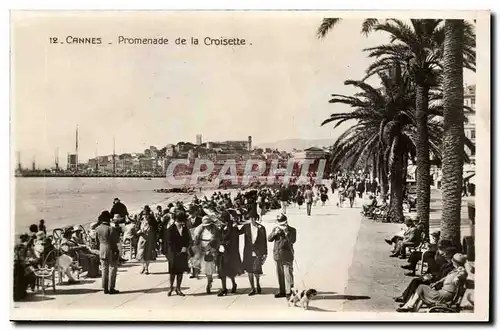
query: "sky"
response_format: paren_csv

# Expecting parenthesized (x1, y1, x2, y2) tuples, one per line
(11, 12, 476, 168)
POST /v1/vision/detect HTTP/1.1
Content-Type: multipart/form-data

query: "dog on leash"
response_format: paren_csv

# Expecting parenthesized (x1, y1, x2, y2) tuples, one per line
(287, 288, 318, 310)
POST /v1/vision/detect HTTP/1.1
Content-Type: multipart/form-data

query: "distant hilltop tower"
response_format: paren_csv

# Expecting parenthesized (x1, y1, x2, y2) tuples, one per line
(248, 136, 252, 151)
(196, 134, 202, 145)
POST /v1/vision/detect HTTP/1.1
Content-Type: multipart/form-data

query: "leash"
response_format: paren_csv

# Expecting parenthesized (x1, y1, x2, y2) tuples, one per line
(278, 223, 308, 290)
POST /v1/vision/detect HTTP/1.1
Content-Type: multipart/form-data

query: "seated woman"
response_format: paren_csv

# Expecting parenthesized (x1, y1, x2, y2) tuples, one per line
(13, 234, 37, 300)
(394, 240, 457, 304)
(61, 227, 100, 279)
(397, 253, 468, 312)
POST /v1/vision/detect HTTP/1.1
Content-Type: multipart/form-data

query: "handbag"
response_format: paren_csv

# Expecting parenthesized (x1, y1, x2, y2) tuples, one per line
(204, 251, 214, 262)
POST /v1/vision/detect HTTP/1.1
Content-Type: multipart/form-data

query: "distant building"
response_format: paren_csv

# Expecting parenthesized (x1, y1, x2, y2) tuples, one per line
(196, 134, 203, 145)
(67, 154, 77, 171)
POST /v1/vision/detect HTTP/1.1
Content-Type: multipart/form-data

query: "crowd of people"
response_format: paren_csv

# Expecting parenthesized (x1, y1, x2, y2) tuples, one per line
(13, 172, 470, 313)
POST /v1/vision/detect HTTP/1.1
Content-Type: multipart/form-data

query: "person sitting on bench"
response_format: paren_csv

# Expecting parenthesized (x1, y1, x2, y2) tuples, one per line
(390, 219, 422, 259)
(397, 253, 468, 312)
(394, 240, 458, 304)
(400, 231, 441, 276)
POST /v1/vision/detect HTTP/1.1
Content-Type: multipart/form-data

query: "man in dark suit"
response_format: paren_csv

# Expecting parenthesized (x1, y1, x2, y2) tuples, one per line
(278, 185, 289, 214)
(95, 210, 120, 294)
(110, 198, 129, 220)
(268, 213, 297, 299)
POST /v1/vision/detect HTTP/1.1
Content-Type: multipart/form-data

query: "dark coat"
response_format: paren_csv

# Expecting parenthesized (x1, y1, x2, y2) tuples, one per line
(241, 223, 267, 272)
(218, 224, 243, 277)
(279, 187, 289, 201)
(110, 202, 129, 218)
(166, 223, 191, 274)
(95, 222, 120, 262)
(268, 225, 297, 263)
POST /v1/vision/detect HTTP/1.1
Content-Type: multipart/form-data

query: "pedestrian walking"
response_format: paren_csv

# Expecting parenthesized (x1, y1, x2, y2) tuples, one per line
(268, 213, 296, 299)
(241, 212, 267, 296)
(304, 185, 314, 216)
(136, 207, 157, 274)
(95, 210, 120, 294)
(166, 211, 191, 296)
(192, 215, 221, 294)
(278, 184, 289, 214)
(217, 211, 243, 296)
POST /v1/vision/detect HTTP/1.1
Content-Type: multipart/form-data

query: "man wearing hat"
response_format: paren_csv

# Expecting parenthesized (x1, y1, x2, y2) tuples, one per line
(110, 198, 129, 221)
(95, 210, 120, 294)
(268, 213, 297, 299)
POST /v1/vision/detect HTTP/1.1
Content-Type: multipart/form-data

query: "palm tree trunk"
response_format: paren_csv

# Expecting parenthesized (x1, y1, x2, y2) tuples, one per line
(415, 83, 431, 231)
(378, 152, 389, 199)
(388, 141, 404, 223)
(440, 19, 465, 248)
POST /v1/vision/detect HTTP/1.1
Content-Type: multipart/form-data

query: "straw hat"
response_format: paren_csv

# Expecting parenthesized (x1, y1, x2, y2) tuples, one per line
(452, 253, 467, 266)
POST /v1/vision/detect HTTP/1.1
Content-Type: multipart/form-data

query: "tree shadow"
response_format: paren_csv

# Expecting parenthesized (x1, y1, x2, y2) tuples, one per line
(149, 271, 170, 275)
(52, 288, 101, 295)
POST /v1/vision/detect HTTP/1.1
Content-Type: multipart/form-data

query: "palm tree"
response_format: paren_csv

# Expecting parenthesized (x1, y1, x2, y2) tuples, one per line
(440, 20, 466, 248)
(318, 18, 475, 230)
(363, 20, 474, 230)
(322, 67, 420, 222)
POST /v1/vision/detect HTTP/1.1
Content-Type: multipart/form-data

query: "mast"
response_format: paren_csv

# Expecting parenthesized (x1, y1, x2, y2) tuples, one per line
(55, 147, 59, 170)
(95, 141, 99, 171)
(17, 151, 21, 171)
(75, 126, 79, 172)
(32, 156, 36, 171)
(113, 136, 116, 174)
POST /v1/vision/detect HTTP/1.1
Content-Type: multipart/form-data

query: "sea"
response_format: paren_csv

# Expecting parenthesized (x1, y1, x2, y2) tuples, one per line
(13, 177, 200, 235)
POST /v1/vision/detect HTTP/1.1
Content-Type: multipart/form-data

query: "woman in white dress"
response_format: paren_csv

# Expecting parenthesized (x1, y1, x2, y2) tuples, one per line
(192, 216, 221, 294)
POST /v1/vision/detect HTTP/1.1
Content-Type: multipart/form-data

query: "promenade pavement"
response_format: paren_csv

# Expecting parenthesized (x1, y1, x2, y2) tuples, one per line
(11, 190, 474, 321)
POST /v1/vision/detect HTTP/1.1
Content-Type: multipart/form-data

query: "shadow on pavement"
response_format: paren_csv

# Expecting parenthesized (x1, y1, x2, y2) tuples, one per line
(61, 279, 96, 285)
(52, 288, 101, 295)
(235, 287, 280, 295)
(15, 294, 56, 302)
(316, 294, 370, 301)
(117, 287, 189, 295)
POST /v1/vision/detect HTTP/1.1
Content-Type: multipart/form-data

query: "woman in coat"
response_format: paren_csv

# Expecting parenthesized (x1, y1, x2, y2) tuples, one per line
(136, 208, 157, 274)
(166, 211, 191, 296)
(217, 211, 243, 296)
(192, 215, 221, 294)
(241, 212, 267, 296)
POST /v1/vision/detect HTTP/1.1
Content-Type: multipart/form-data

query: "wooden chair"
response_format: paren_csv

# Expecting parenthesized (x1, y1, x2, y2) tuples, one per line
(33, 267, 57, 296)
(32, 250, 59, 295)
